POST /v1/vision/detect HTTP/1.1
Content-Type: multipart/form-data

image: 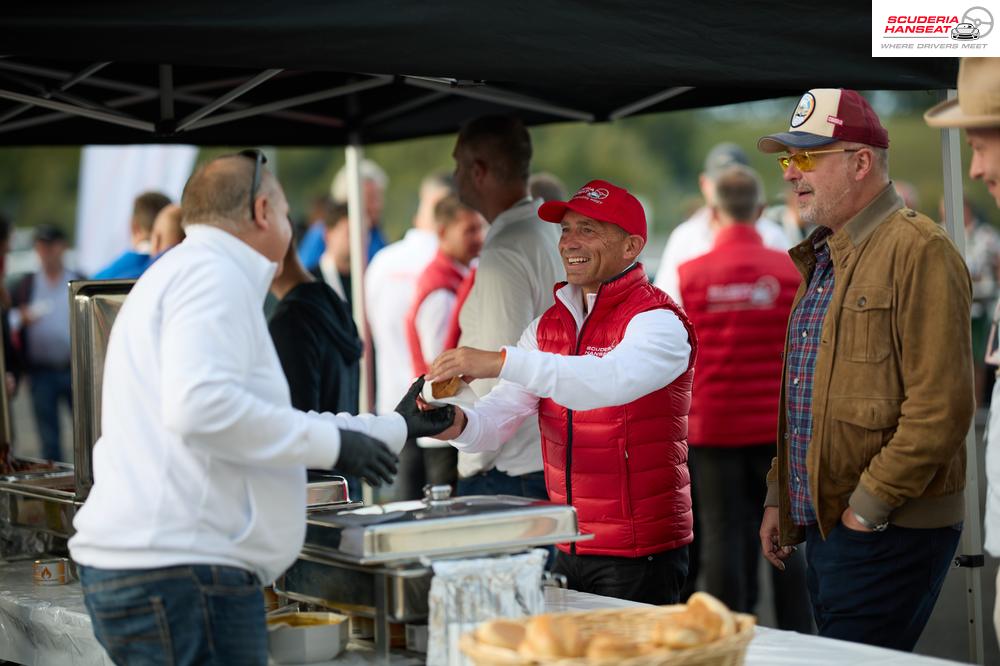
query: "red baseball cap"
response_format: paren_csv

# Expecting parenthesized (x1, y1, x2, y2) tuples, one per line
(757, 89, 889, 153)
(538, 179, 647, 242)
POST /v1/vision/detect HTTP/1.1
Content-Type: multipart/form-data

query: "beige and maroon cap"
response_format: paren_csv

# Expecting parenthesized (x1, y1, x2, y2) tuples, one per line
(757, 89, 889, 154)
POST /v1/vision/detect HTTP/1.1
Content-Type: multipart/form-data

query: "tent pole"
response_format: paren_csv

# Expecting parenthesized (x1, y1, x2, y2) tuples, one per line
(403, 77, 594, 122)
(0, 87, 154, 131)
(608, 86, 694, 120)
(0, 61, 108, 125)
(159, 65, 174, 123)
(940, 87, 986, 666)
(174, 68, 282, 132)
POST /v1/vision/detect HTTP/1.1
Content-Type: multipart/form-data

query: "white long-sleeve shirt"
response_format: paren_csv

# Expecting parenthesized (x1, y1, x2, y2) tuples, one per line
(654, 206, 790, 304)
(453, 282, 691, 453)
(69, 225, 406, 584)
(455, 198, 563, 477)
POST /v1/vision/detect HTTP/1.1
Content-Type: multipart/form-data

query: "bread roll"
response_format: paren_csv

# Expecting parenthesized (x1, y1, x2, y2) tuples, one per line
(475, 619, 525, 651)
(519, 615, 585, 658)
(684, 592, 736, 640)
(585, 633, 649, 659)
(431, 376, 463, 399)
(654, 624, 707, 649)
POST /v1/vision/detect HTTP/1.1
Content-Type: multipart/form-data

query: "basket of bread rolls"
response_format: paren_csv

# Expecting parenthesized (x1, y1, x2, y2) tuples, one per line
(460, 592, 754, 666)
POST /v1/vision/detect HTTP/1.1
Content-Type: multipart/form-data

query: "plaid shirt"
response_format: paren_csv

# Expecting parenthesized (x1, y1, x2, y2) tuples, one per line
(785, 227, 834, 526)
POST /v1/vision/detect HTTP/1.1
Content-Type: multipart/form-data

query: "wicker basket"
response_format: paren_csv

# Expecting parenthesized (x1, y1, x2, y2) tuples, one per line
(460, 606, 756, 666)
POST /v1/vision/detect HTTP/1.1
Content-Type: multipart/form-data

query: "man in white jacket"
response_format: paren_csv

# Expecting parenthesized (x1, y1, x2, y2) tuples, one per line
(69, 150, 453, 666)
(926, 57, 1000, 647)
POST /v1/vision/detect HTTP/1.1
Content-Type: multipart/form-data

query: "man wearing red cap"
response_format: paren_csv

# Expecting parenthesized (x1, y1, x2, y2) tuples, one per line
(758, 89, 974, 651)
(423, 179, 696, 604)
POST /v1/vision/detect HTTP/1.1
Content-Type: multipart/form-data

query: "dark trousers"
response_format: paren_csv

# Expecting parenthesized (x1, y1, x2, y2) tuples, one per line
(394, 439, 459, 500)
(456, 468, 548, 499)
(552, 547, 688, 605)
(691, 445, 813, 632)
(80, 564, 266, 666)
(805, 522, 961, 651)
(28, 367, 72, 461)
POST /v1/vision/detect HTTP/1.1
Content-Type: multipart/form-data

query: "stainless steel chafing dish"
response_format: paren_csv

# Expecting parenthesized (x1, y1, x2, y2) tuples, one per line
(276, 484, 591, 657)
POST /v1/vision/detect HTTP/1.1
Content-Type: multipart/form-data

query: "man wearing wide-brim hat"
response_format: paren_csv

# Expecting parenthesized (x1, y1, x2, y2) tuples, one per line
(926, 57, 1000, 646)
(757, 88, 975, 651)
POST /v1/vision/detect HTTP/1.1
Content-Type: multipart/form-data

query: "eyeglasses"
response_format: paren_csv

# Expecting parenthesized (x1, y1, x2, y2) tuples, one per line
(239, 149, 267, 220)
(777, 148, 860, 172)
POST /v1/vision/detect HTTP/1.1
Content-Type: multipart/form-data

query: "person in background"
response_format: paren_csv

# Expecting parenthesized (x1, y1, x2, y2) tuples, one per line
(299, 160, 390, 268)
(269, 234, 364, 499)
(654, 142, 789, 301)
(759, 88, 972, 651)
(295, 195, 336, 270)
(677, 164, 812, 632)
(424, 179, 694, 603)
(312, 202, 353, 306)
(449, 115, 562, 499)
(529, 172, 568, 202)
(149, 203, 185, 258)
(69, 150, 452, 665)
(93, 191, 171, 279)
(0, 214, 19, 396)
(10, 225, 82, 461)
(364, 172, 451, 498)
(400, 195, 485, 496)
(925, 56, 1000, 648)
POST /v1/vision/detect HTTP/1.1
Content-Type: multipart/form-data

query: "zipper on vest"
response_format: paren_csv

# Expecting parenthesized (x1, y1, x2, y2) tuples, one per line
(566, 284, 603, 556)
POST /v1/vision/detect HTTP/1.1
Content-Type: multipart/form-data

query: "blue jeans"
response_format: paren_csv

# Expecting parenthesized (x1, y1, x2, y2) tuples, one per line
(80, 564, 266, 666)
(805, 522, 961, 651)
(456, 468, 548, 499)
(28, 367, 72, 461)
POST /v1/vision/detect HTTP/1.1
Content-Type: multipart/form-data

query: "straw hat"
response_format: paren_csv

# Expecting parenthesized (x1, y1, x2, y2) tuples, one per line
(925, 58, 1000, 128)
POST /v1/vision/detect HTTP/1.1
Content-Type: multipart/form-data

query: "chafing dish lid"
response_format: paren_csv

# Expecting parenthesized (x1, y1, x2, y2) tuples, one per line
(303, 485, 588, 564)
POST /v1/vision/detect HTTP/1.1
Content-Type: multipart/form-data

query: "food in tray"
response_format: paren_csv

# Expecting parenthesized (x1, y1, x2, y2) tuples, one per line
(467, 591, 741, 661)
(431, 375, 463, 400)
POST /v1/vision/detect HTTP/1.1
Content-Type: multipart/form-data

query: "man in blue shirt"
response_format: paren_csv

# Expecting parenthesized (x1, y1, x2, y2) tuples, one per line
(93, 191, 171, 279)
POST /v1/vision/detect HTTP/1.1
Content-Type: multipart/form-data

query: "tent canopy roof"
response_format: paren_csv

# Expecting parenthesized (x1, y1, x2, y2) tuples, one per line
(0, 4, 957, 145)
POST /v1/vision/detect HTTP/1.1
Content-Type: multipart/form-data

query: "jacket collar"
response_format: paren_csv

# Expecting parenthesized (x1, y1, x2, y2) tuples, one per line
(831, 182, 902, 250)
(184, 224, 277, 299)
(554, 262, 645, 328)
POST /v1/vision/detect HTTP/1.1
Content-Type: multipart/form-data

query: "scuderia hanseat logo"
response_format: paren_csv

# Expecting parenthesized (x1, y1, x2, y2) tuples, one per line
(874, 3, 996, 55)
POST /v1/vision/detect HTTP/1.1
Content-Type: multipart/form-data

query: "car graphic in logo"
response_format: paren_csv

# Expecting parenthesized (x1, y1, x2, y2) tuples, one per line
(952, 22, 981, 39)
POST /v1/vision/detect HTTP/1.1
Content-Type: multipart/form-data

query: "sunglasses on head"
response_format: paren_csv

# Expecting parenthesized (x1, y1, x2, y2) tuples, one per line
(777, 148, 860, 172)
(239, 149, 267, 220)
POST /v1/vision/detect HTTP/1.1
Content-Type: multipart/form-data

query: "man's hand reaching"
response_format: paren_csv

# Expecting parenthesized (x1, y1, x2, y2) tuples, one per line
(395, 377, 456, 438)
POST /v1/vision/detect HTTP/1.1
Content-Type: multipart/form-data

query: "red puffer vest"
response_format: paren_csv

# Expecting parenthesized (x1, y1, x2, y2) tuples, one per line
(536, 264, 697, 557)
(678, 225, 799, 446)
(404, 251, 466, 376)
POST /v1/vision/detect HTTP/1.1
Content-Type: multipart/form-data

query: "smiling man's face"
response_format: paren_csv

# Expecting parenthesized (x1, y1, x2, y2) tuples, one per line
(558, 211, 636, 294)
(967, 128, 1000, 208)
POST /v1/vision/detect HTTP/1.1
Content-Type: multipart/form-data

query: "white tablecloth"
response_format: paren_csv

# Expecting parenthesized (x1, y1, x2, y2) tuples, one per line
(0, 561, 970, 666)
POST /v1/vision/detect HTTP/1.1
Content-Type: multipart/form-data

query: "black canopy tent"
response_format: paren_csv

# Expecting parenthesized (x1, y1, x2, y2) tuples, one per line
(0, 5, 985, 663)
(0, 3, 959, 145)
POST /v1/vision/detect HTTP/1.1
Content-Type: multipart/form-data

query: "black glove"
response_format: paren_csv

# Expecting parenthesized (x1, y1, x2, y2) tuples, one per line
(395, 377, 457, 439)
(335, 429, 398, 487)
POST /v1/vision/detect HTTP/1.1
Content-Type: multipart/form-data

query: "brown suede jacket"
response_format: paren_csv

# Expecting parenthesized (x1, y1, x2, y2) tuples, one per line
(765, 183, 975, 544)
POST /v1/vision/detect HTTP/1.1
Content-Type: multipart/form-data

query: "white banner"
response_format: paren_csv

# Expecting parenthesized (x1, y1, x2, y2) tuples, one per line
(75, 145, 197, 276)
(872, 1, 1000, 56)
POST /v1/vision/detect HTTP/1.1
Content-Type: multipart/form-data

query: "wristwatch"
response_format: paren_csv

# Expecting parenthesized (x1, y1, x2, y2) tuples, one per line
(852, 510, 889, 532)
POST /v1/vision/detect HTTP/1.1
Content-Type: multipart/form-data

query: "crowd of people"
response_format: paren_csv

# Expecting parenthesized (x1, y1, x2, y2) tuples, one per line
(0, 58, 995, 665)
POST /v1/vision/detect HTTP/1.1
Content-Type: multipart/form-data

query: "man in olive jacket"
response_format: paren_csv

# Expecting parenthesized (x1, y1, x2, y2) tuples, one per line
(757, 88, 974, 651)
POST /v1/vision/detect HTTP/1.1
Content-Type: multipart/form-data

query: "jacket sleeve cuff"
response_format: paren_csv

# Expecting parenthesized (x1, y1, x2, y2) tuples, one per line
(849, 484, 894, 525)
(497, 346, 529, 385)
(304, 418, 342, 469)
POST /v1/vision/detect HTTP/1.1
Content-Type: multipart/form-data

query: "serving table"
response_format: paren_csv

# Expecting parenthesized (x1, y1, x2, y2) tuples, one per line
(0, 560, 970, 666)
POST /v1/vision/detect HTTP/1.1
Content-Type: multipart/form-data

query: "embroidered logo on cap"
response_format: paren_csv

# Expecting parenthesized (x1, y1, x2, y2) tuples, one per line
(573, 186, 610, 203)
(827, 115, 844, 126)
(790, 92, 816, 128)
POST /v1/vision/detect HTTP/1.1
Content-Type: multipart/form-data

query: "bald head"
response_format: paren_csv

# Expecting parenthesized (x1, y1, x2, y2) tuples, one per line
(181, 154, 280, 232)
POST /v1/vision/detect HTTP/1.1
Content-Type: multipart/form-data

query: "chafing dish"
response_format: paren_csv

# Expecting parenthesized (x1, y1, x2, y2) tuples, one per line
(276, 484, 591, 658)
